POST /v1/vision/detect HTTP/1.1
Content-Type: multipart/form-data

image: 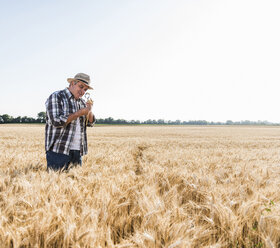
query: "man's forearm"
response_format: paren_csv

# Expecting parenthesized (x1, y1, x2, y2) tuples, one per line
(65, 109, 87, 126)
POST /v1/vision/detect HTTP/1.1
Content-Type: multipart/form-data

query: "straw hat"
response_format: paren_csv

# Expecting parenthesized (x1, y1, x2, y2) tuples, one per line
(67, 73, 93, 90)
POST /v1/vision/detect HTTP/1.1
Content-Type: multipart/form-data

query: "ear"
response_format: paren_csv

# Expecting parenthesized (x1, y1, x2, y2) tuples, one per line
(69, 81, 75, 87)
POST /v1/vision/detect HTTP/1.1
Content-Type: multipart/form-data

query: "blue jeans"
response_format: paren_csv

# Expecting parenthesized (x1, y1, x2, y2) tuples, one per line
(46, 150, 82, 171)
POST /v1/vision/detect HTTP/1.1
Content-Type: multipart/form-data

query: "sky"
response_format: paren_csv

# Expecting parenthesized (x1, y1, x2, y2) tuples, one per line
(1, 0, 280, 122)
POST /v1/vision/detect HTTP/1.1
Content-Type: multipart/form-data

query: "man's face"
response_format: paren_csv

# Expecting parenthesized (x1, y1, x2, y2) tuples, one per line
(69, 81, 89, 99)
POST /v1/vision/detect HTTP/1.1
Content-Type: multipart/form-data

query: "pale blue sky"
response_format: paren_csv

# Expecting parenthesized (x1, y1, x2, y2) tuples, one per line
(1, 0, 280, 122)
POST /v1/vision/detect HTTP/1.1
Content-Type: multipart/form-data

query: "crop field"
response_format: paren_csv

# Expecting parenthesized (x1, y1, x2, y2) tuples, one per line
(1, 124, 280, 247)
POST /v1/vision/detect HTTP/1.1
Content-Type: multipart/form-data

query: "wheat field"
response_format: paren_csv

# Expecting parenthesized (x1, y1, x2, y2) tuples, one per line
(1, 124, 280, 247)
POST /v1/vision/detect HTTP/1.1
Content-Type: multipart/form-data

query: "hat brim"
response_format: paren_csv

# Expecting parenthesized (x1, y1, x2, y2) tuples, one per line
(67, 78, 93, 90)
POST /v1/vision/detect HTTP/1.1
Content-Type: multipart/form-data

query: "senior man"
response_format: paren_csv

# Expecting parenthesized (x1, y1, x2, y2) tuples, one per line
(45, 73, 95, 171)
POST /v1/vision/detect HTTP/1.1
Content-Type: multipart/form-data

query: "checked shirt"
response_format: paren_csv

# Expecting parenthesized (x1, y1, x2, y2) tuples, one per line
(45, 88, 93, 156)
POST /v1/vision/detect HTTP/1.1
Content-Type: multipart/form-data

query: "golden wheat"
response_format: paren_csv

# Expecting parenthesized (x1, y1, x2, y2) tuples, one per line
(0, 124, 280, 247)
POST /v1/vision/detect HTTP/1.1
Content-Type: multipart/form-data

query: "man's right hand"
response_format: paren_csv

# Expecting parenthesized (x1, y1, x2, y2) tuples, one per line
(65, 105, 92, 126)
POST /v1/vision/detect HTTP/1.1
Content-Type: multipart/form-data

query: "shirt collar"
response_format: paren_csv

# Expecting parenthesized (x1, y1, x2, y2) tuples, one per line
(64, 88, 72, 99)
(64, 88, 84, 102)
(65, 88, 81, 101)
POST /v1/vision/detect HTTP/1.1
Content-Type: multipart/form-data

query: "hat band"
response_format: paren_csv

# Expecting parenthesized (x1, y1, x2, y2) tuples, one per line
(77, 79, 89, 85)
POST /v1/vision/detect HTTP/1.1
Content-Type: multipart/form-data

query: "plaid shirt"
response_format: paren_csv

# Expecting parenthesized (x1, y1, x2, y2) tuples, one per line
(45, 88, 94, 156)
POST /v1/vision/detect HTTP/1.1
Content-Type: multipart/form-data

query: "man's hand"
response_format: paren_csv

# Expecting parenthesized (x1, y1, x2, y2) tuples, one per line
(86, 100, 93, 112)
(85, 100, 94, 125)
(65, 101, 93, 126)
(84, 100, 93, 115)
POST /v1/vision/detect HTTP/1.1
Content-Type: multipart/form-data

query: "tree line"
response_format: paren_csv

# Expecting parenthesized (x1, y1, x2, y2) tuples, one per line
(0, 112, 279, 126)
(97, 118, 278, 125)
(0, 112, 46, 123)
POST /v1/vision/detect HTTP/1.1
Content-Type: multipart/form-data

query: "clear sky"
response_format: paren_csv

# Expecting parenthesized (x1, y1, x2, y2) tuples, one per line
(1, 0, 280, 122)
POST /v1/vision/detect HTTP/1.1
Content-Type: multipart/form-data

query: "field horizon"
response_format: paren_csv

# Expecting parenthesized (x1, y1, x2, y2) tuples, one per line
(1, 124, 280, 247)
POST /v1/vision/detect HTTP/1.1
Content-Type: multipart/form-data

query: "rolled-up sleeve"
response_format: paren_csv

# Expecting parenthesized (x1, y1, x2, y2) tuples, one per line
(46, 93, 68, 127)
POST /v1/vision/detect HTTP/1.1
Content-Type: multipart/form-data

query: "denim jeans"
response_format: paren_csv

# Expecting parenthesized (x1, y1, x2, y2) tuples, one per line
(46, 150, 82, 171)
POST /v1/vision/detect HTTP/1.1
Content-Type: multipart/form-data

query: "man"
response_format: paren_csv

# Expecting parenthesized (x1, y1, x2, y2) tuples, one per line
(45, 73, 95, 171)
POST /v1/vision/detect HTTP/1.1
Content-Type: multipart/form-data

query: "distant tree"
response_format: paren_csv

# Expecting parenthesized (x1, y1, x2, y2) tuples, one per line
(37, 111, 46, 123)
(104, 117, 114, 124)
(241, 120, 251, 125)
(1, 114, 12, 123)
(14, 116, 22, 123)
(145, 119, 153, 124)
(226, 120, 233, 125)
(198, 120, 208, 125)
(96, 118, 104, 124)
(157, 119, 165, 124)
(128, 120, 139, 124)
(175, 120, 181, 125)
(21, 116, 29, 123)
